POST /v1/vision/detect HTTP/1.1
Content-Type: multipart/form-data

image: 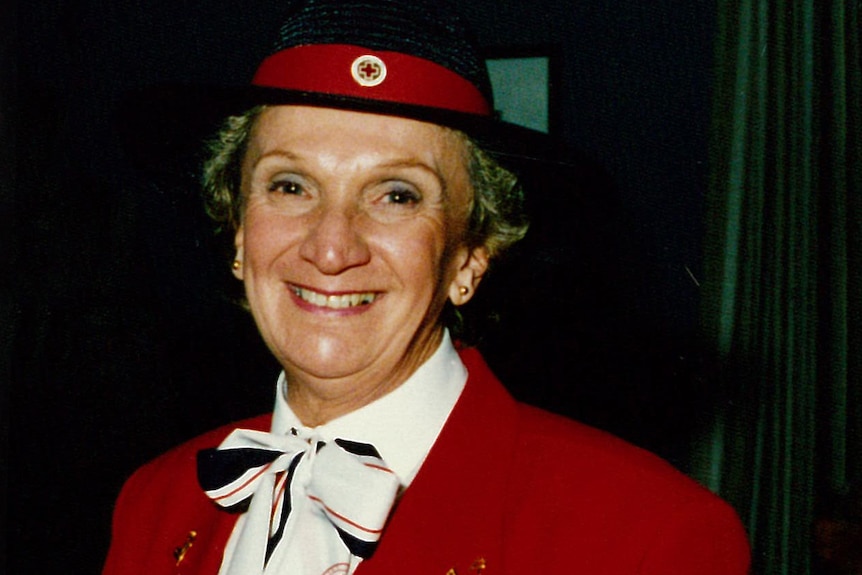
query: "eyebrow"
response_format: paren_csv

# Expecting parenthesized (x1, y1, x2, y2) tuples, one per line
(253, 151, 444, 178)
(249, 150, 300, 169)
(377, 158, 444, 178)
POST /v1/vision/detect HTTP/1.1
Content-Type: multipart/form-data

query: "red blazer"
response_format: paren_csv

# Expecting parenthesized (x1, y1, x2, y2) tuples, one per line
(103, 348, 750, 574)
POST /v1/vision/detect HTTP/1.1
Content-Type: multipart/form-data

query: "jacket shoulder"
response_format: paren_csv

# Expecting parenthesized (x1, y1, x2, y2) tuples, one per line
(507, 403, 750, 574)
(513, 401, 730, 511)
(129, 414, 271, 491)
(103, 414, 271, 575)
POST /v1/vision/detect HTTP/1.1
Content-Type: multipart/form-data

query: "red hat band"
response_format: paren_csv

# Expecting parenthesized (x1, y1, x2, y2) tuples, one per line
(252, 44, 493, 116)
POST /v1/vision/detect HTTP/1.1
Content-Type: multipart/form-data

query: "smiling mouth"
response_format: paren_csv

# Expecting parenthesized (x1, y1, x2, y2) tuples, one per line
(291, 286, 378, 309)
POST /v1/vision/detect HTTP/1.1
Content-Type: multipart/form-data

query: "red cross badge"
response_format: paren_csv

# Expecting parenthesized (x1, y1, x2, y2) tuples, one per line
(351, 55, 387, 87)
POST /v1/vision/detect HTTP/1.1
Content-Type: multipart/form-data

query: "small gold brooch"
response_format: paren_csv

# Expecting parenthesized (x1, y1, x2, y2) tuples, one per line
(173, 531, 197, 566)
(445, 557, 487, 574)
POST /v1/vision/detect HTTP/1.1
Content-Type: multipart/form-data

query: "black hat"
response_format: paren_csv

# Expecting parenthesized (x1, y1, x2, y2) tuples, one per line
(120, 0, 568, 175)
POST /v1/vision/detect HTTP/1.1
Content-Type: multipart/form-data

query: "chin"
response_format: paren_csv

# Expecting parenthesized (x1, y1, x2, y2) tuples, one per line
(277, 335, 380, 380)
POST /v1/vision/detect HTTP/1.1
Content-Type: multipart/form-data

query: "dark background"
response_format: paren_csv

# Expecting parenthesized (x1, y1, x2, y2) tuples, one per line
(8, 1, 719, 572)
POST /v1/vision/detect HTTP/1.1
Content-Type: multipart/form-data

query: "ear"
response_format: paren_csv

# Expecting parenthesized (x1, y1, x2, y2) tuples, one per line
(448, 246, 489, 306)
(232, 226, 244, 280)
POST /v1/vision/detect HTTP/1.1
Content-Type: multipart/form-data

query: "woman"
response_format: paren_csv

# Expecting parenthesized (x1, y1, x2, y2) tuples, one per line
(104, 1, 750, 574)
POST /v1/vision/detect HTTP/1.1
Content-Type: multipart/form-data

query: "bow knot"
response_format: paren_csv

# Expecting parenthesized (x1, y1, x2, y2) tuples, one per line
(197, 427, 400, 570)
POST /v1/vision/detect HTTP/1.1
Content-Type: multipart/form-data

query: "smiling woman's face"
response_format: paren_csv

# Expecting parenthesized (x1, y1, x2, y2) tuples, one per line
(234, 105, 488, 424)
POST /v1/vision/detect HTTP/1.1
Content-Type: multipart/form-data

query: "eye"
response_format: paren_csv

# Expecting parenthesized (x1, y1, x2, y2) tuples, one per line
(366, 179, 439, 223)
(382, 186, 421, 206)
(268, 178, 304, 196)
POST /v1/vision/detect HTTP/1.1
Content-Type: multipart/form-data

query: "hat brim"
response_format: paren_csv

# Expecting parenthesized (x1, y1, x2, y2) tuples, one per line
(117, 82, 578, 180)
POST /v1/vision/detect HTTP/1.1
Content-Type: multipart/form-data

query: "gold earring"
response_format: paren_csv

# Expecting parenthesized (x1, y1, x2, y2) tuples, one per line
(459, 286, 469, 296)
(232, 259, 241, 271)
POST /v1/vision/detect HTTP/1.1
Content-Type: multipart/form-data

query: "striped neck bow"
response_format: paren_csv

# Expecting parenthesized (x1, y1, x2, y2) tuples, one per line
(197, 427, 400, 574)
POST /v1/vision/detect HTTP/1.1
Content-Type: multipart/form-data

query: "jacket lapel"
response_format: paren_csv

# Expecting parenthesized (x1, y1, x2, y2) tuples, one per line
(358, 349, 519, 575)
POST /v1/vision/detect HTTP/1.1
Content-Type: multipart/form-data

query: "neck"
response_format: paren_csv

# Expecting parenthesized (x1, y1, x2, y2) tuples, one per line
(285, 329, 445, 427)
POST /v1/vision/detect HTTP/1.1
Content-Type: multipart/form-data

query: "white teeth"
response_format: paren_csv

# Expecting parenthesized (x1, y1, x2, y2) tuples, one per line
(294, 287, 376, 309)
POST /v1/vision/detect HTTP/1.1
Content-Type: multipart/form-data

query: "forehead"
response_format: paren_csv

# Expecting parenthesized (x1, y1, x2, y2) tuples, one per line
(245, 106, 471, 179)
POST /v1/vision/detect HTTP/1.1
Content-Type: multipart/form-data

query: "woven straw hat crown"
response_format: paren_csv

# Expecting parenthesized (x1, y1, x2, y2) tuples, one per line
(270, 0, 495, 109)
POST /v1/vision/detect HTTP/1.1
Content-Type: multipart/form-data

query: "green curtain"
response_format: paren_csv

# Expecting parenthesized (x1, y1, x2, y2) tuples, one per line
(692, 1, 861, 574)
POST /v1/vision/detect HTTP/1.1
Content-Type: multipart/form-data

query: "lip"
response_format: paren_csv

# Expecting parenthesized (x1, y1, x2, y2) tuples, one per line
(288, 283, 380, 313)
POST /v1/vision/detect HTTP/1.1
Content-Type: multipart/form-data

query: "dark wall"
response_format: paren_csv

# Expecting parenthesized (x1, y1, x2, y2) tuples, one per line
(9, 1, 716, 572)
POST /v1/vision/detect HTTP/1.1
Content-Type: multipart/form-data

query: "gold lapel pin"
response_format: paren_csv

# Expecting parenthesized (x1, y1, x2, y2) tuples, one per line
(173, 531, 198, 566)
(446, 557, 487, 575)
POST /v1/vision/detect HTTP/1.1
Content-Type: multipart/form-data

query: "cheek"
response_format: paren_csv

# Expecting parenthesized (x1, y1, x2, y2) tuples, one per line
(405, 224, 463, 293)
(242, 209, 294, 262)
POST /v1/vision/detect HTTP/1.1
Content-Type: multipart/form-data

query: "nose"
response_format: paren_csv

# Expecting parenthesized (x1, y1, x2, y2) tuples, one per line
(298, 202, 371, 275)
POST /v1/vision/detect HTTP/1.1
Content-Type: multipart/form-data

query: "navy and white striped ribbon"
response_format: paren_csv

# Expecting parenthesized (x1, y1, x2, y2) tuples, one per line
(197, 428, 399, 571)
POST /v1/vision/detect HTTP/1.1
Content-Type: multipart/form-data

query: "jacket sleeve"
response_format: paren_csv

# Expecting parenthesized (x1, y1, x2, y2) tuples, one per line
(102, 462, 166, 575)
